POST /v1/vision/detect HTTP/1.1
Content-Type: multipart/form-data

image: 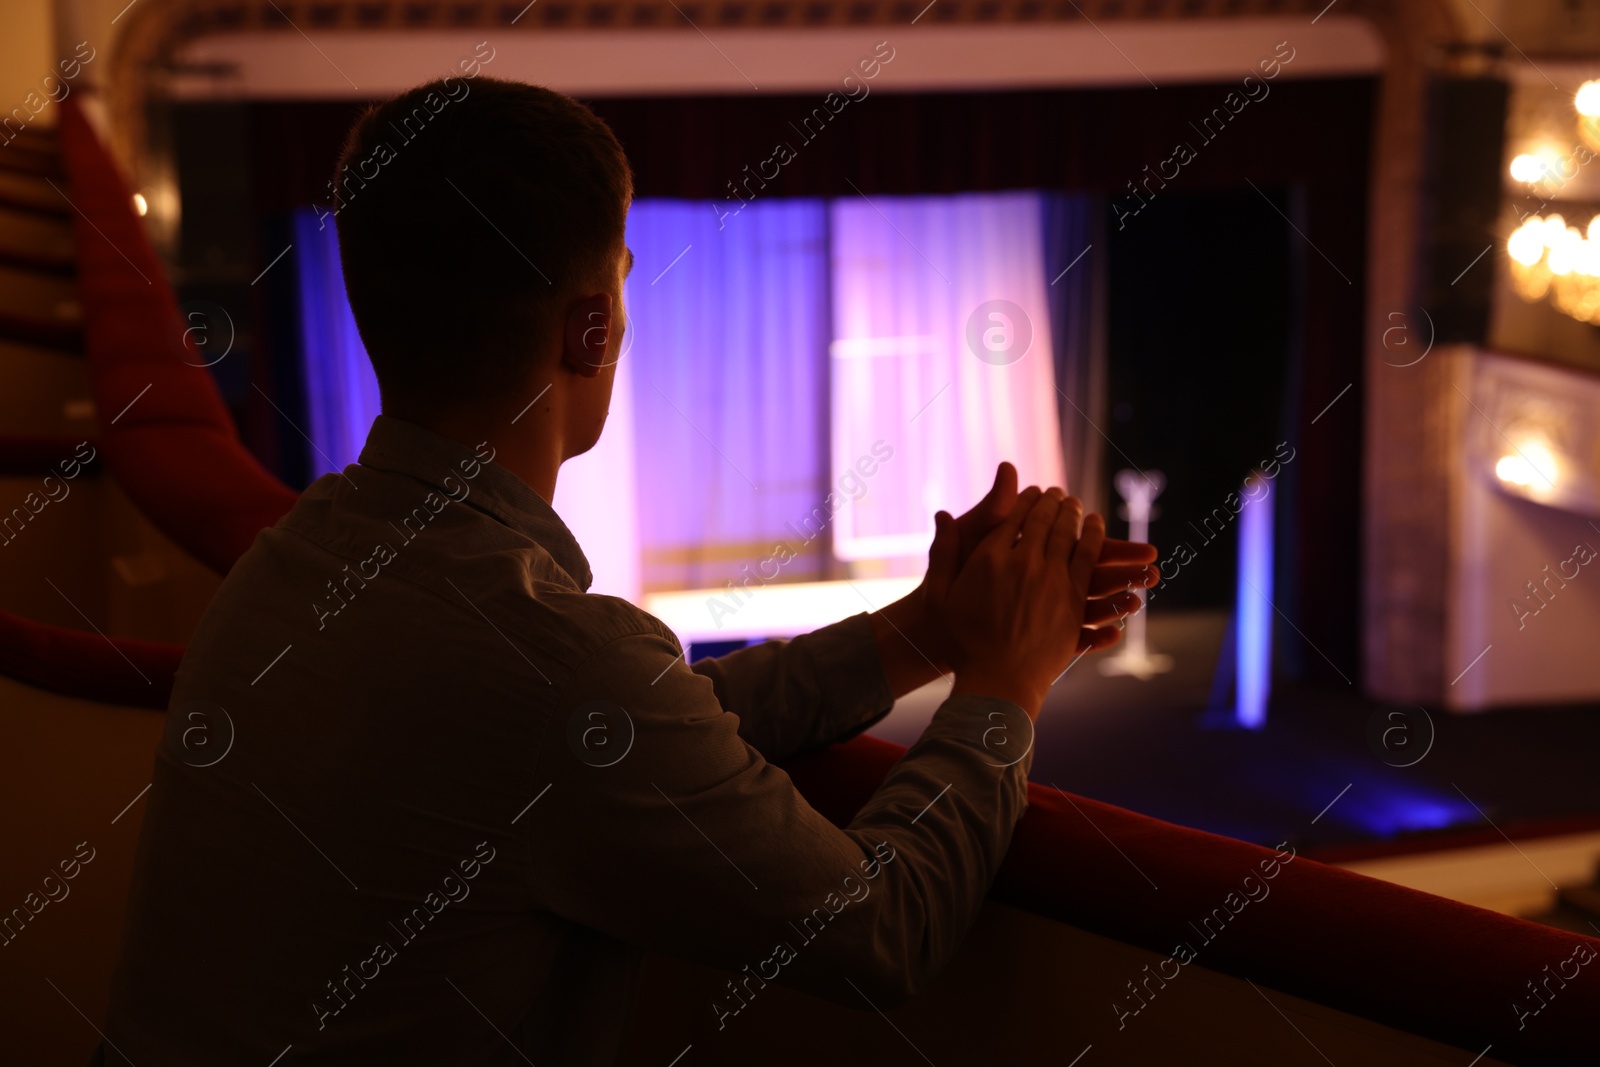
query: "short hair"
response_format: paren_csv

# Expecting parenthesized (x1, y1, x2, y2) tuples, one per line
(331, 76, 633, 411)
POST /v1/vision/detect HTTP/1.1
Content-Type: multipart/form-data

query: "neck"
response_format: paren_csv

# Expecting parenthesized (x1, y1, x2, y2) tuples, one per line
(391, 390, 566, 503)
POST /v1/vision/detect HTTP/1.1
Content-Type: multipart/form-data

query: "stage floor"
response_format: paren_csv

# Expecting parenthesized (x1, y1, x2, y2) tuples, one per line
(867, 609, 1600, 860)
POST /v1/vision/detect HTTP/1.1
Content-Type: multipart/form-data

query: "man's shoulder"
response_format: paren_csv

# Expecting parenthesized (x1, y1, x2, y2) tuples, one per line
(519, 585, 684, 667)
(193, 469, 684, 688)
(185, 531, 686, 708)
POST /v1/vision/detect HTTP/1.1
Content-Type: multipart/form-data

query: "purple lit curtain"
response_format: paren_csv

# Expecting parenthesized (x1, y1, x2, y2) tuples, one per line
(293, 209, 381, 473)
(292, 194, 1084, 598)
(624, 198, 832, 593)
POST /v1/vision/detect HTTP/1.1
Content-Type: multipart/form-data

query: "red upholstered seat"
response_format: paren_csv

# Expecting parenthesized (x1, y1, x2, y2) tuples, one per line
(0, 99, 298, 708)
(783, 734, 1599, 1064)
(0, 604, 177, 708)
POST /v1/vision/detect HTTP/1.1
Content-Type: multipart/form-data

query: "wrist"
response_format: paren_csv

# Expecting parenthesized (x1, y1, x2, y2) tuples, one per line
(950, 671, 1044, 719)
(877, 589, 952, 674)
(867, 592, 953, 700)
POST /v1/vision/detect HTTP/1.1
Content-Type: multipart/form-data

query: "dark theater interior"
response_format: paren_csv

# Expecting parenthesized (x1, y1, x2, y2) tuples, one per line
(2, 0, 1599, 1063)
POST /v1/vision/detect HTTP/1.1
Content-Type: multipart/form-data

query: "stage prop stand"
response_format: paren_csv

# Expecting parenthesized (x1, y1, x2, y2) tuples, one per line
(1099, 469, 1174, 681)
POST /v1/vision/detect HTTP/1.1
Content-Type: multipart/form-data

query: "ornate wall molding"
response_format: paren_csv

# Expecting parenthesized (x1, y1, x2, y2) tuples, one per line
(106, 0, 1382, 165)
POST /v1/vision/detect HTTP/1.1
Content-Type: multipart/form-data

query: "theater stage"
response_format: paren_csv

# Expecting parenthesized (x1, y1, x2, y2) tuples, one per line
(863, 609, 1600, 927)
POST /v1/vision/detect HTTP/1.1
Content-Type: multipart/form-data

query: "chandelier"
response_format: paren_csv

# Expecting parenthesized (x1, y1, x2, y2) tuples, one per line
(1504, 82, 1600, 324)
(1507, 213, 1600, 325)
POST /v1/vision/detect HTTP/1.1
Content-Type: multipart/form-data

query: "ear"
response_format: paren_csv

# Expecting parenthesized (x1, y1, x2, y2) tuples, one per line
(562, 292, 614, 378)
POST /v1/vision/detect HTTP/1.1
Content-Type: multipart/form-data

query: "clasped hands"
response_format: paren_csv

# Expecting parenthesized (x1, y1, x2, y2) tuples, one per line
(872, 463, 1159, 717)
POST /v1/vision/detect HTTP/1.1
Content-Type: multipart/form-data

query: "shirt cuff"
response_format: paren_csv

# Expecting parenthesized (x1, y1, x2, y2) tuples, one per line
(920, 692, 1037, 779)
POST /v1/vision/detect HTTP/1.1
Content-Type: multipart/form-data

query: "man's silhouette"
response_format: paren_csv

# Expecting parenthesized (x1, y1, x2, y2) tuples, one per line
(98, 76, 1156, 1065)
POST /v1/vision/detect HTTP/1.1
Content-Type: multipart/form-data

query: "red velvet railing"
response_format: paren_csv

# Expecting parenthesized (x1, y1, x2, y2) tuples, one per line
(0, 605, 177, 708)
(785, 736, 1598, 1064)
(56, 99, 298, 574)
(0, 99, 294, 706)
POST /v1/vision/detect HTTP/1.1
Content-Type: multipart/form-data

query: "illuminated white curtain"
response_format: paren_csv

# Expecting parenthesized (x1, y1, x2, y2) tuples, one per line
(829, 191, 1067, 562)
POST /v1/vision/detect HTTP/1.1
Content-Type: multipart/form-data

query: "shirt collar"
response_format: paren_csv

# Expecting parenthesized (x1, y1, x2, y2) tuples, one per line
(356, 414, 594, 592)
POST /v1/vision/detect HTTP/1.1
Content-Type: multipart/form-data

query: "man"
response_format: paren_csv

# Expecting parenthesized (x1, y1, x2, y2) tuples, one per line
(98, 77, 1156, 1064)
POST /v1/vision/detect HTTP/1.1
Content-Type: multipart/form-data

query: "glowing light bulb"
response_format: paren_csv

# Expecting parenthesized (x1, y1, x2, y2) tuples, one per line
(1522, 440, 1559, 485)
(1549, 232, 1581, 274)
(1581, 242, 1600, 276)
(1508, 220, 1546, 266)
(1496, 440, 1560, 489)
(1510, 154, 1547, 182)
(131, 192, 148, 216)
(1497, 455, 1533, 485)
(1578, 80, 1600, 117)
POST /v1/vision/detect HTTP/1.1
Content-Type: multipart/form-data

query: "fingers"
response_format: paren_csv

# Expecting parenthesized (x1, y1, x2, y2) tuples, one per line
(985, 462, 1019, 518)
(1069, 512, 1107, 590)
(1076, 625, 1124, 654)
(981, 485, 1043, 553)
(1082, 591, 1142, 628)
(1045, 494, 1083, 565)
(954, 462, 1020, 558)
(1088, 564, 1159, 597)
(1098, 538, 1159, 565)
(924, 510, 958, 602)
(1018, 489, 1062, 555)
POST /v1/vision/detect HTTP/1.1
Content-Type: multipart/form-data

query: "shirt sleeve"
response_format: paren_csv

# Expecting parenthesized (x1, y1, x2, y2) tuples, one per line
(523, 626, 1034, 1014)
(688, 611, 896, 763)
